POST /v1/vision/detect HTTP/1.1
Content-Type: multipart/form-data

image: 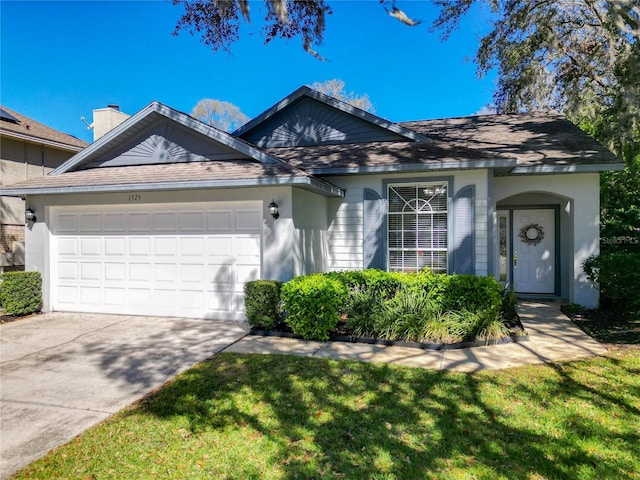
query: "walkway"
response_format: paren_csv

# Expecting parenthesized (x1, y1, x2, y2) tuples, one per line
(224, 301, 608, 372)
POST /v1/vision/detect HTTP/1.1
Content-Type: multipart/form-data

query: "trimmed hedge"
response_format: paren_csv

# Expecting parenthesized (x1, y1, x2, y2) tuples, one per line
(281, 273, 347, 341)
(0, 271, 42, 316)
(244, 280, 283, 329)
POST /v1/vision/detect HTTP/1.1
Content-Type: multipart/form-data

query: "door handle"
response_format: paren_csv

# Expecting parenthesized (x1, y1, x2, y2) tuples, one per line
(513, 251, 518, 268)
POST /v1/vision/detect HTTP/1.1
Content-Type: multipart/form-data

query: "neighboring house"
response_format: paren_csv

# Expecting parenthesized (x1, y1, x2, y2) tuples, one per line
(0, 87, 623, 319)
(0, 106, 88, 273)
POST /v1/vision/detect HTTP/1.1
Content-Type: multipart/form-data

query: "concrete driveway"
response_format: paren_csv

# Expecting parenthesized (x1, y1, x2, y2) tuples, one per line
(0, 312, 247, 479)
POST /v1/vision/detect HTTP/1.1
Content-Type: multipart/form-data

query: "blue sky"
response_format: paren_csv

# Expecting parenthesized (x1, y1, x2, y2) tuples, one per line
(1, 1, 496, 143)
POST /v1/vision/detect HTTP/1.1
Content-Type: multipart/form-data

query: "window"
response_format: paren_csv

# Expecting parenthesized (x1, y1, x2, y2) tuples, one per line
(388, 183, 448, 273)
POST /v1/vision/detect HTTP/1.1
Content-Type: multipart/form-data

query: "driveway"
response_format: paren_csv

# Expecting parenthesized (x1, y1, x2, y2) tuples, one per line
(0, 312, 247, 479)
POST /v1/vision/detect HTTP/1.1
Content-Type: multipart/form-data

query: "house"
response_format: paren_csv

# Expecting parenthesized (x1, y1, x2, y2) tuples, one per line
(0, 87, 623, 319)
(0, 106, 88, 273)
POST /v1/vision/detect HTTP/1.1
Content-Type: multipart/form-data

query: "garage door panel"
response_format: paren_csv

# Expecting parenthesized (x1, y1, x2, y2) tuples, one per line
(58, 262, 78, 280)
(104, 287, 126, 305)
(129, 237, 151, 256)
(104, 263, 126, 281)
(56, 214, 78, 233)
(80, 214, 101, 233)
(80, 238, 101, 256)
(80, 286, 101, 305)
(207, 211, 232, 231)
(236, 210, 262, 230)
(80, 263, 101, 281)
(52, 202, 262, 320)
(154, 237, 177, 256)
(105, 238, 126, 256)
(129, 213, 152, 232)
(154, 212, 178, 232)
(58, 238, 77, 255)
(181, 211, 206, 231)
(181, 237, 204, 256)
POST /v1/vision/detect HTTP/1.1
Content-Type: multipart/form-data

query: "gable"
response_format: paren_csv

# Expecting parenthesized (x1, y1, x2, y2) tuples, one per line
(239, 96, 408, 148)
(54, 102, 283, 175)
(76, 118, 251, 170)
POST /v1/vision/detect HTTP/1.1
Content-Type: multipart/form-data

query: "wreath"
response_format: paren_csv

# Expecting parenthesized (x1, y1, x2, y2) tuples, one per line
(519, 223, 545, 246)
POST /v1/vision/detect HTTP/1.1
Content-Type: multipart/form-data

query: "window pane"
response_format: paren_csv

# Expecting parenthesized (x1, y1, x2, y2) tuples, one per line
(387, 182, 448, 273)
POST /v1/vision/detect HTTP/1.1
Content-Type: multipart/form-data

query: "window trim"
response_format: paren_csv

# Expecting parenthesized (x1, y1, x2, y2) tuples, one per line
(382, 176, 454, 274)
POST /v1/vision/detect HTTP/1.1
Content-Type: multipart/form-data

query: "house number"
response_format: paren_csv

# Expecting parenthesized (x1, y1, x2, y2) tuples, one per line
(128, 194, 142, 201)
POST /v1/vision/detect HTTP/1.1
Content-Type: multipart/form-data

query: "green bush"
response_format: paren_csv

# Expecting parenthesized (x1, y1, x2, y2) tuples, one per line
(373, 286, 438, 341)
(441, 274, 503, 315)
(584, 253, 640, 316)
(244, 280, 283, 329)
(281, 274, 348, 340)
(0, 271, 42, 316)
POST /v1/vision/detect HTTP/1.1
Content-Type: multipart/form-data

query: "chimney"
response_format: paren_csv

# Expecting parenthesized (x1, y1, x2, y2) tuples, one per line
(92, 105, 130, 141)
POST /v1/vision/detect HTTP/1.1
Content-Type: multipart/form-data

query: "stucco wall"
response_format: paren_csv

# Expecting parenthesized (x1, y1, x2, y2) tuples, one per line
(321, 170, 491, 275)
(494, 173, 600, 307)
(292, 188, 328, 276)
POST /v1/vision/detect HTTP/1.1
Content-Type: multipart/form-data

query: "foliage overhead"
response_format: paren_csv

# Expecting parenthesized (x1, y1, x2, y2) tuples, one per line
(172, 0, 332, 59)
(309, 79, 375, 112)
(190, 98, 249, 131)
(431, 0, 640, 159)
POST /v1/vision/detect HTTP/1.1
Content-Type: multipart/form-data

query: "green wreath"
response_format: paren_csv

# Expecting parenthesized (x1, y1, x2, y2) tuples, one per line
(519, 223, 545, 246)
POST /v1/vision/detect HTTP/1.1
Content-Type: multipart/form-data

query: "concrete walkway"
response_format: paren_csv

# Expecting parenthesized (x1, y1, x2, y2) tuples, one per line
(0, 313, 246, 479)
(224, 301, 609, 372)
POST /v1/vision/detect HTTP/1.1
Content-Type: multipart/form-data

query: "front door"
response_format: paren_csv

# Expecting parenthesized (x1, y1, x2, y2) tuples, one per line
(512, 209, 556, 294)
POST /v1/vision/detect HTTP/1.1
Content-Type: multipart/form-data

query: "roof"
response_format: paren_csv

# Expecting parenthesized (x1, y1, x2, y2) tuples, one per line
(401, 112, 624, 174)
(0, 160, 344, 197)
(267, 139, 515, 175)
(0, 105, 88, 151)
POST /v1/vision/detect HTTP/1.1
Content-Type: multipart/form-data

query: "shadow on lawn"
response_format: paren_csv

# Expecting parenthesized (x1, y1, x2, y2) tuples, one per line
(138, 353, 639, 479)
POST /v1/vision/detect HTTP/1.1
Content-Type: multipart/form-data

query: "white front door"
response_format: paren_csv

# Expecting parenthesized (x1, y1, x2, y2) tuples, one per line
(512, 209, 555, 294)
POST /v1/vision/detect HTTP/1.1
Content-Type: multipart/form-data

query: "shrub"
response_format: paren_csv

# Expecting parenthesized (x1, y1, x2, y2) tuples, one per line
(441, 274, 503, 315)
(244, 280, 283, 329)
(469, 310, 510, 343)
(0, 271, 42, 316)
(584, 253, 640, 316)
(281, 274, 348, 340)
(373, 286, 438, 341)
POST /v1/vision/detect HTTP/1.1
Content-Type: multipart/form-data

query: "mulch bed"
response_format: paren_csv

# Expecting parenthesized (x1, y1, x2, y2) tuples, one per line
(561, 305, 640, 349)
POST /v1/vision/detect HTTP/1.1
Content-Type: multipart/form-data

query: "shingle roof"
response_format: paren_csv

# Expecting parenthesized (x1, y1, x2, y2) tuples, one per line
(0, 105, 88, 150)
(0, 159, 344, 197)
(266, 112, 622, 175)
(401, 112, 621, 170)
(267, 139, 514, 174)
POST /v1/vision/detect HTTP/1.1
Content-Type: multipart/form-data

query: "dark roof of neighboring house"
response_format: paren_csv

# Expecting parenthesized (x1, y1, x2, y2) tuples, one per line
(401, 112, 622, 173)
(0, 105, 88, 151)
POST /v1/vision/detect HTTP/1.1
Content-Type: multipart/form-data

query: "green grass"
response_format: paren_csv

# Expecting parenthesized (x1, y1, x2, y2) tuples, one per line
(13, 350, 640, 479)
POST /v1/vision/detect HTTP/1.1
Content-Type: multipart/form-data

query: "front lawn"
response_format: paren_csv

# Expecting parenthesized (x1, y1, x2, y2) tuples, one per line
(13, 350, 640, 479)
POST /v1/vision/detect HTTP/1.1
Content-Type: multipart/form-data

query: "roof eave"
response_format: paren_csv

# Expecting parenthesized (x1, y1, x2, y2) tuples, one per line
(0, 130, 86, 152)
(0, 176, 345, 198)
(308, 158, 517, 175)
(508, 163, 626, 174)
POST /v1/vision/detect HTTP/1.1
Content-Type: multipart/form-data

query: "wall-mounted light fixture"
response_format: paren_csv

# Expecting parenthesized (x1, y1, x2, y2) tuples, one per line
(268, 200, 279, 220)
(25, 207, 37, 224)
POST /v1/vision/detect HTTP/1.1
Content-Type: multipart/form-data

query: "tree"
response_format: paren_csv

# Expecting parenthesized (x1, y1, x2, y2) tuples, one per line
(431, 0, 640, 160)
(191, 98, 249, 132)
(310, 79, 375, 112)
(172, 0, 332, 60)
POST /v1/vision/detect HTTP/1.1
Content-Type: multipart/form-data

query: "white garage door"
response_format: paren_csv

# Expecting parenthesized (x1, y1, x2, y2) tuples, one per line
(51, 202, 262, 320)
